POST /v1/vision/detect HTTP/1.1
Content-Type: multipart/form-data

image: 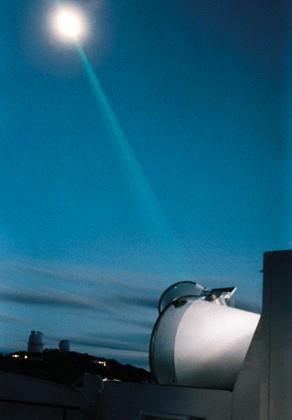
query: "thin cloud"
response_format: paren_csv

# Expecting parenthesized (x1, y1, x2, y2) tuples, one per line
(123, 317, 154, 330)
(0, 287, 157, 313)
(46, 328, 150, 353)
(89, 330, 151, 345)
(1, 258, 163, 294)
(0, 286, 114, 313)
(69, 336, 147, 352)
(107, 315, 155, 331)
(0, 314, 28, 324)
(0, 286, 160, 321)
(111, 295, 158, 309)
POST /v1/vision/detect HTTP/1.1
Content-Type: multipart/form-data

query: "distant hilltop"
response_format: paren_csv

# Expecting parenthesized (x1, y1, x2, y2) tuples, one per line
(0, 349, 154, 385)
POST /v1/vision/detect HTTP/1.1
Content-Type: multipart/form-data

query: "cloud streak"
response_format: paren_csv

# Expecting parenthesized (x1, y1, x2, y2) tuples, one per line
(0, 258, 163, 294)
(111, 294, 158, 309)
(0, 285, 159, 330)
(0, 286, 114, 313)
(69, 336, 147, 353)
(0, 314, 28, 324)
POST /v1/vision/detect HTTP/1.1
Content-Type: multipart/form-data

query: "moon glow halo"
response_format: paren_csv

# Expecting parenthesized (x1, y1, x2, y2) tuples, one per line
(50, 5, 88, 43)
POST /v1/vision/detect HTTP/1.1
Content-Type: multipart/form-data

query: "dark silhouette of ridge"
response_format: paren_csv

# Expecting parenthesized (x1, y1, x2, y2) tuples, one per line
(0, 349, 154, 385)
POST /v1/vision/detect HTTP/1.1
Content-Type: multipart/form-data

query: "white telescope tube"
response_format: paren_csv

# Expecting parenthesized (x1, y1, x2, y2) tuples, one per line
(150, 297, 260, 390)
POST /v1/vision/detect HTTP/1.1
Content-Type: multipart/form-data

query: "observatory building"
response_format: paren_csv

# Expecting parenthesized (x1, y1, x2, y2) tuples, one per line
(81, 250, 292, 420)
(59, 339, 70, 353)
(27, 331, 44, 354)
(0, 250, 291, 419)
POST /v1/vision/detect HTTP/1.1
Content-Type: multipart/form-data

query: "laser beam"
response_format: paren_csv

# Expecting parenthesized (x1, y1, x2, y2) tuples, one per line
(76, 42, 187, 271)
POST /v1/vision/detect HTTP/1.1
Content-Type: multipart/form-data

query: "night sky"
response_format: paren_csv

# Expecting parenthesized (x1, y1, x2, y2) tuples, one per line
(0, 0, 288, 367)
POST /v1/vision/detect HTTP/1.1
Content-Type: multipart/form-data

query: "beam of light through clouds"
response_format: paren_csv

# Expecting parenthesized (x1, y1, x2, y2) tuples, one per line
(48, 2, 184, 270)
(75, 42, 186, 271)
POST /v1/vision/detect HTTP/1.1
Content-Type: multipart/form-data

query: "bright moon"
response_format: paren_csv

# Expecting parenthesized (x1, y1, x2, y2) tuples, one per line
(50, 5, 88, 43)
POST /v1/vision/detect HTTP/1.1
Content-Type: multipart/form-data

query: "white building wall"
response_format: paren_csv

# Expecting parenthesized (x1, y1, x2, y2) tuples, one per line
(232, 251, 292, 420)
(0, 371, 81, 420)
(265, 252, 292, 419)
(102, 382, 232, 420)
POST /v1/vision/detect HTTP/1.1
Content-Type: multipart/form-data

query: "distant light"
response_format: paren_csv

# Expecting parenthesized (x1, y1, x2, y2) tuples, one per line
(50, 5, 88, 43)
(12, 354, 19, 359)
(24, 355, 28, 359)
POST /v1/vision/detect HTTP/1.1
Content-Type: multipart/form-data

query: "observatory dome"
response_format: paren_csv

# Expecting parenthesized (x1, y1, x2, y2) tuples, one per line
(59, 339, 70, 352)
(27, 331, 44, 353)
(150, 282, 260, 390)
